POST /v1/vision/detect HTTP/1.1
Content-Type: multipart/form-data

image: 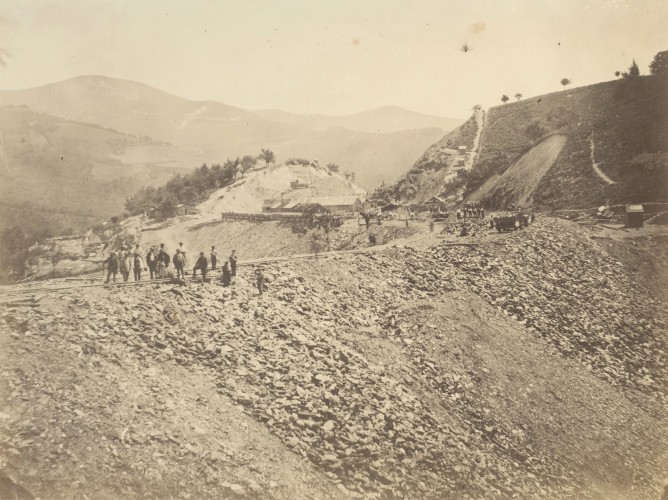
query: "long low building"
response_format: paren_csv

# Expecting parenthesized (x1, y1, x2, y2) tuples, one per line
(262, 195, 367, 213)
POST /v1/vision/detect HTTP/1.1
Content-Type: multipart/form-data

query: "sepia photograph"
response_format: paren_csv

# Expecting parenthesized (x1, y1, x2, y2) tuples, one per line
(0, 0, 667, 498)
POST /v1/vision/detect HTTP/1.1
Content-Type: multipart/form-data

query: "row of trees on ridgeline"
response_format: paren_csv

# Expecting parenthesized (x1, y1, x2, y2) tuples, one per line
(501, 79, 571, 104)
(500, 51, 667, 105)
(124, 151, 273, 215)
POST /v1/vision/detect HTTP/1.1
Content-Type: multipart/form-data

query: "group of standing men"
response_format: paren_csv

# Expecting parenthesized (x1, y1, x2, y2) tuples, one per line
(456, 206, 485, 220)
(103, 242, 238, 285)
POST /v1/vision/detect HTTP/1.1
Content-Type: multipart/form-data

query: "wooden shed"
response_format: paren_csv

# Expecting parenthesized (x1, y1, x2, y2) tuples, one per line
(424, 196, 446, 211)
(625, 205, 644, 228)
(174, 204, 199, 216)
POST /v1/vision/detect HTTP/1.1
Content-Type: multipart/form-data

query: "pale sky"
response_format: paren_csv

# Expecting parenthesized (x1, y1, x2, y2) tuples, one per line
(0, 0, 666, 118)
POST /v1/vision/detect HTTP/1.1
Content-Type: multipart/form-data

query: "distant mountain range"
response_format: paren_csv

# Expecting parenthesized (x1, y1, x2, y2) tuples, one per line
(0, 75, 463, 188)
(254, 106, 461, 134)
(0, 74, 462, 236)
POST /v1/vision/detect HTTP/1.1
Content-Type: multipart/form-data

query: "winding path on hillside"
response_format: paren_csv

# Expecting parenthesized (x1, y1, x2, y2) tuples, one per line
(590, 131, 616, 185)
(465, 109, 486, 171)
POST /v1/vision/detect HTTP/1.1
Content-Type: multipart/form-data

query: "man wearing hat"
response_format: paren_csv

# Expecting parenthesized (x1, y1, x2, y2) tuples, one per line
(173, 248, 186, 280)
(146, 246, 158, 279)
(103, 251, 120, 283)
(192, 251, 208, 282)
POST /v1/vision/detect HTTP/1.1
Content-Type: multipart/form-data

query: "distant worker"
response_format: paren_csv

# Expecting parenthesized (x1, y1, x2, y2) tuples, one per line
(133, 252, 144, 281)
(146, 247, 158, 279)
(173, 249, 186, 280)
(229, 250, 238, 279)
(120, 251, 133, 282)
(134, 243, 144, 257)
(429, 219, 435, 233)
(531, 212, 536, 223)
(193, 252, 208, 282)
(255, 267, 265, 295)
(221, 261, 231, 287)
(481, 208, 485, 219)
(369, 234, 377, 246)
(405, 219, 409, 228)
(210, 246, 217, 270)
(103, 252, 119, 283)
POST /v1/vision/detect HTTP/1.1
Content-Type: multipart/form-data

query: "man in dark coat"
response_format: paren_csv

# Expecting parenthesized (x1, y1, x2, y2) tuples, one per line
(221, 261, 231, 287)
(133, 252, 144, 282)
(193, 252, 208, 282)
(146, 247, 158, 279)
(157, 247, 170, 279)
(103, 252, 119, 283)
(173, 249, 186, 280)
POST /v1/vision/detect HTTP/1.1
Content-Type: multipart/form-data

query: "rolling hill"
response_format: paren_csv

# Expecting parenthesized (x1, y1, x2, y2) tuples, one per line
(0, 105, 201, 236)
(254, 105, 463, 134)
(0, 75, 463, 190)
(392, 75, 668, 209)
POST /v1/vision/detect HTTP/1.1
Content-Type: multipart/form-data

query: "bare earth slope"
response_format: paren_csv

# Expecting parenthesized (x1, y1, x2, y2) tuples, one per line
(199, 165, 366, 216)
(472, 75, 668, 208)
(2, 217, 666, 499)
(468, 134, 567, 206)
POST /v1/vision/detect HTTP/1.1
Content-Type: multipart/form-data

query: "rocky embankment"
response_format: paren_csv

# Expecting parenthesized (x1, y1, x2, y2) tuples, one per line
(422, 218, 667, 403)
(2, 217, 666, 499)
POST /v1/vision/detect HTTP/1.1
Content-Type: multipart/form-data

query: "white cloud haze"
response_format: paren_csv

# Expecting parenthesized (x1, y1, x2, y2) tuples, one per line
(0, 0, 665, 117)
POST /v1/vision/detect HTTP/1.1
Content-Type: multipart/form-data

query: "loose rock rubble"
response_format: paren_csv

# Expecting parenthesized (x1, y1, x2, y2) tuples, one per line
(2, 216, 666, 499)
(423, 218, 668, 403)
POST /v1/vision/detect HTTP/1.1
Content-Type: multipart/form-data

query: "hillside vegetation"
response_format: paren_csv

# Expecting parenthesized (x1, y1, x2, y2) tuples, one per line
(472, 75, 668, 208)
